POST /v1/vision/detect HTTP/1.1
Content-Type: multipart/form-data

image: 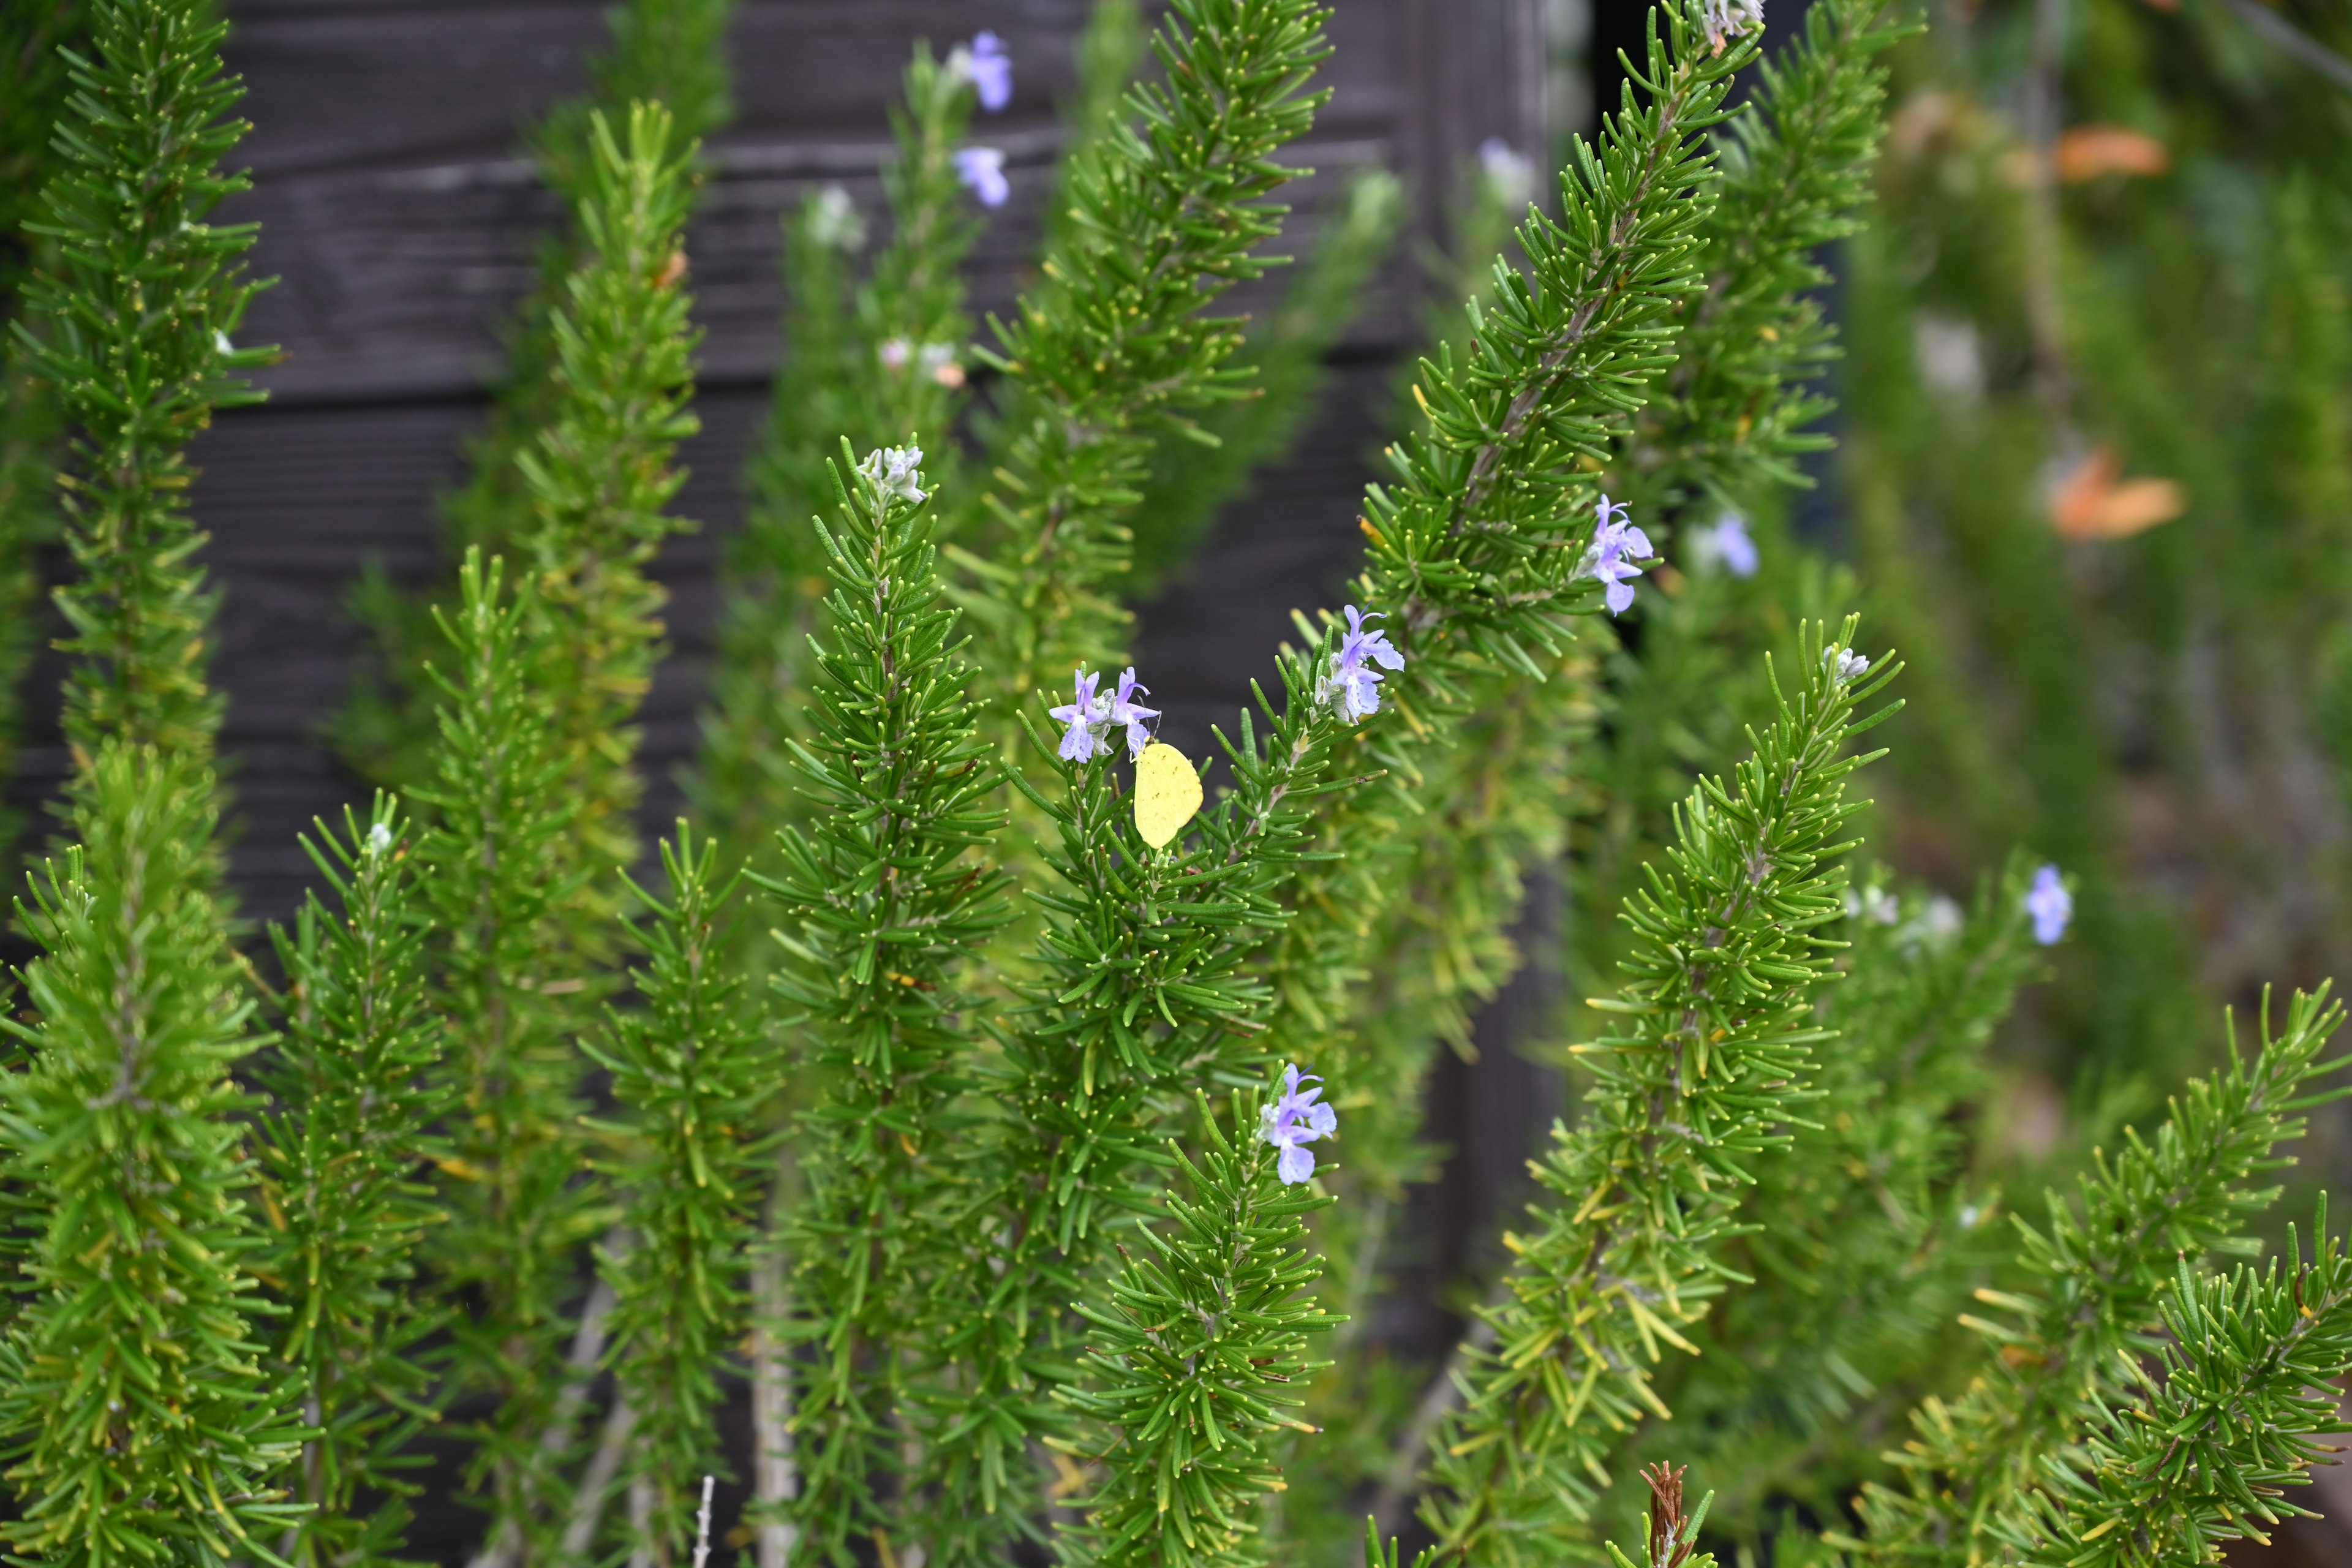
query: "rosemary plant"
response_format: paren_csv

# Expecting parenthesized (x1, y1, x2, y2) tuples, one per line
(7, 2, 2352, 1566)
(0, 746, 303, 1565)
(255, 799, 447, 1568)
(17, 0, 272, 771)
(590, 826, 774, 1565)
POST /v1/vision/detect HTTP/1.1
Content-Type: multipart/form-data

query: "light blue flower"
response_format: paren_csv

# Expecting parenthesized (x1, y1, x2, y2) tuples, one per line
(1050, 668, 1110, 762)
(1321, 605, 1405, 722)
(1581, 494, 1651, 616)
(2026, 864, 2072, 945)
(1691, 512, 1759, 578)
(1106, 667, 1159, 759)
(1260, 1064, 1338, 1185)
(858, 444, 927, 503)
(957, 31, 1014, 113)
(955, 146, 1009, 208)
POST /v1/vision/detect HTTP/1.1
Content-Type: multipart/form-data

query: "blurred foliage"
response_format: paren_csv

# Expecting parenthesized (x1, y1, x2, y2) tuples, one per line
(1842, 0, 2352, 1098)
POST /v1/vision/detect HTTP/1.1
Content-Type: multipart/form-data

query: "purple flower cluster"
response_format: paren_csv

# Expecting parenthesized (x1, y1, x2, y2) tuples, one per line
(1581, 494, 1652, 616)
(2026, 864, 2073, 946)
(1319, 605, 1405, 722)
(955, 146, 1009, 208)
(858, 445, 927, 504)
(1048, 666, 1159, 763)
(1260, 1064, 1338, 1186)
(950, 33, 1014, 208)
(955, 31, 1014, 113)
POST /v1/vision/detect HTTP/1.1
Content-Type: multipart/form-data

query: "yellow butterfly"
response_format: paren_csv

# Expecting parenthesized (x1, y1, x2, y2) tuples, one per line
(1132, 741, 1202, 850)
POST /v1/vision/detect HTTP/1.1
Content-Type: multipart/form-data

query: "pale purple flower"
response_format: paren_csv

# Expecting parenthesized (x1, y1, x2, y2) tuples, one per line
(858, 445, 927, 503)
(1260, 1063, 1339, 1186)
(1050, 668, 1110, 763)
(1320, 605, 1406, 722)
(1824, 645, 1869, 682)
(879, 337, 912, 372)
(1702, 0, 1765, 52)
(1477, 137, 1537, 206)
(955, 146, 1009, 208)
(1691, 512, 1759, 578)
(805, 184, 865, 252)
(1106, 668, 1159, 759)
(954, 31, 1014, 113)
(2026, 864, 2072, 946)
(1581, 494, 1652, 616)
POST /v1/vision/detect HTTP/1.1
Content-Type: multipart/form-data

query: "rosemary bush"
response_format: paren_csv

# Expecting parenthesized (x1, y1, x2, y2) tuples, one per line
(3, 0, 2351, 1566)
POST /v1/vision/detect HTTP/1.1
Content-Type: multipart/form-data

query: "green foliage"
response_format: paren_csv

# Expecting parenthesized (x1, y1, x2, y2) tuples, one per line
(0, 0, 83, 860)
(1263, 10, 1914, 1553)
(511, 100, 703, 904)
(1259, 0, 1757, 1138)
(447, 0, 731, 560)
(13, 1, 2352, 1564)
(1846, 985, 2350, 1565)
(337, 0, 730, 793)
(1604, 863, 2045, 1553)
(590, 825, 774, 1567)
(758, 449, 1012, 1565)
(954, 0, 1336, 721)
(414, 551, 597, 1564)
(699, 44, 986, 866)
(16, 0, 274, 767)
(1618, 0, 1909, 526)
(1839, 0, 2352, 1092)
(907, 524, 1365, 1567)
(256, 797, 448, 1568)
(0, 744, 303, 1565)
(1052, 1079, 1341, 1568)
(1125, 165, 1408, 594)
(2029, 1207, 2352, 1567)
(1417, 620, 1894, 1566)
(534, 0, 732, 206)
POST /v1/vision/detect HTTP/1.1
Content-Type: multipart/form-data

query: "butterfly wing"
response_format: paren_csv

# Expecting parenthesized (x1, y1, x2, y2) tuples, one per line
(1133, 742, 1203, 849)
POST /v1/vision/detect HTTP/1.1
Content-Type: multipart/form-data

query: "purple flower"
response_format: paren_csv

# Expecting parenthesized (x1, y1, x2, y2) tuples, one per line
(1692, 512, 1759, 578)
(1260, 1064, 1339, 1186)
(1049, 668, 1110, 762)
(955, 146, 1009, 208)
(858, 445, 927, 503)
(1581, 494, 1652, 616)
(1477, 137, 1536, 206)
(1106, 667, 1159, 759)
(955, 31, 1014, 113)
(1320, 605, 1406, 722)
(2026, 864, 2072, 946)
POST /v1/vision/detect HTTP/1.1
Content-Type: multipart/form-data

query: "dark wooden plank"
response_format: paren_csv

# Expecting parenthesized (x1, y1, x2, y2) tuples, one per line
(220, 0, 1418, 400)
(230, 131, 1403, 400)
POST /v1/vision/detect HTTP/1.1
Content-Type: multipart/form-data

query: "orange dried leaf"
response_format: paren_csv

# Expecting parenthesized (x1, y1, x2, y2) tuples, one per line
(2057, 124, 2169, 183)
(2051, 445, 2188, 540)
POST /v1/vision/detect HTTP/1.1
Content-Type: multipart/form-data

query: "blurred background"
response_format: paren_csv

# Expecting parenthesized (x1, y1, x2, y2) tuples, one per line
(5, 0, 2352, 1559)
